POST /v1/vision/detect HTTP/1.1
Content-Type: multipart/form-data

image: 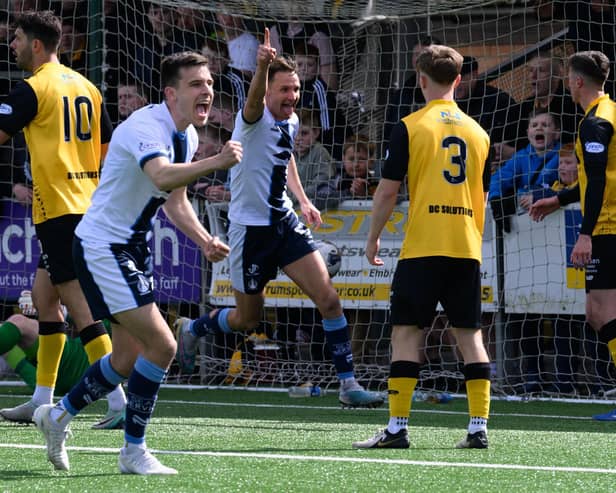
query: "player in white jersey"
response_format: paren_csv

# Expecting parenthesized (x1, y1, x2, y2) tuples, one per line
(176, 29, 384, 409)
(34, 52, 242, 475)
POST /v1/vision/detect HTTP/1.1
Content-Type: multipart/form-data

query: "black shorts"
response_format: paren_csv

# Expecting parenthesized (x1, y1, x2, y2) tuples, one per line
(35, 214, 83, 285)
(390, 256, 481, 329)
(585, 235, 616, 291)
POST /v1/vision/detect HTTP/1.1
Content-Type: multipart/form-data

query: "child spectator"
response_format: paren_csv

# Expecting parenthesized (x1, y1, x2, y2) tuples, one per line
(490, 110, 561, 220)
(294, 42, 347, 160)
(314, 133, 378, 211)
(190, 124, 232, 203)
(290, 108, 336, 208)
(208, 91, 235, 133)
(519, 143, 578, 209)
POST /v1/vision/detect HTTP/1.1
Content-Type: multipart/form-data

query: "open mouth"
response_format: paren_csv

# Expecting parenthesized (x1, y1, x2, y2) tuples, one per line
(533, 133, 545, 145)
(196, 101, 210, 119)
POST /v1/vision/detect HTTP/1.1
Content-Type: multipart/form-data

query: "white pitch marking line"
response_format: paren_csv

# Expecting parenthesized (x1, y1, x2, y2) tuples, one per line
(1, 443, 614, 475)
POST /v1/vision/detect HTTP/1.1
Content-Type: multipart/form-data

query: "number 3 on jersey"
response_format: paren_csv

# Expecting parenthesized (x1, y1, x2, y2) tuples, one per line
(62, 95, 93, 142)
(441, 136, 467, 184)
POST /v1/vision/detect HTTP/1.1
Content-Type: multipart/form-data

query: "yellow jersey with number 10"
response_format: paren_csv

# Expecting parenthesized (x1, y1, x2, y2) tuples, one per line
(24, 62, 103, 224)
(400, 99, 490, 262)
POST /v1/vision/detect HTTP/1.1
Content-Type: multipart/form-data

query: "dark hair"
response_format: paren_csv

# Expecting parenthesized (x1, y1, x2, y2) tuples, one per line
(267, 55, 297, 83)
(415, 45, 463, 85)
(417, 35, 442, 47)
(202, 36, 230, 60)
(161, 51, 208, 91)
(343, 133, 375, 159)
(297, 107, 321, 129)
(568, 51, 610, 86)
(528, 108, 559, 129)
(293, 41, 319, 58)
(460, 56, 479, 76)
(14, 10, 61, 52)
(118, 77, 147, 99)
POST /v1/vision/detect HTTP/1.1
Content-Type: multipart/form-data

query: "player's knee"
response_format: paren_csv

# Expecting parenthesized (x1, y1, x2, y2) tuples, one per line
(314, 288, 341, 318)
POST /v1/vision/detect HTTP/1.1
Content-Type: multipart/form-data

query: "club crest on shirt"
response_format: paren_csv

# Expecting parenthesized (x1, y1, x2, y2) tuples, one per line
(585, 142, 604, 153)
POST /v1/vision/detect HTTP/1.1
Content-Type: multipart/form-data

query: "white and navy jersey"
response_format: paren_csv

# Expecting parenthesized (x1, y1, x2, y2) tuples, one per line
(228, 106, 299, 226)
(76, 102, 198, 244)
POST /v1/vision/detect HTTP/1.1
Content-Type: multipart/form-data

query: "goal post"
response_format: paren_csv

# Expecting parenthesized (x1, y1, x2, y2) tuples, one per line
(1, 0, 614, 402)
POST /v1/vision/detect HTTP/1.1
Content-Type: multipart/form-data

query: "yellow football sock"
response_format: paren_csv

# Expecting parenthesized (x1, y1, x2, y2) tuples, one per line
(388, 377, 417, 419)
(466, 378, 490, 419)
(36, 332, 66, 388)
(83, 332, 112, 364)
(608, 339, 616, 368)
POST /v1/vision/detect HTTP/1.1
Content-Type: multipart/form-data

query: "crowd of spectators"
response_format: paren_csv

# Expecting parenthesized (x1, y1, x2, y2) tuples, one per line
(0, 0, 615, 394)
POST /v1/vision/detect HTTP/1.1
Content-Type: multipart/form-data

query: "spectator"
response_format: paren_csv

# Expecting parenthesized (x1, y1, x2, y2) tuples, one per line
(495, 53, 579, 165)
(172, 6, 208, 51)
(270, 18, 338, 90)
(295, 42, 347, 160)
(291, 108, 335, 208)
(208, 91, 235, 133)
(314, 133, 378, 211)
(134, 2, 186, 102)
(58, 17, 86, 75)
(519, 142, 578, 209)
(214, 9, 259, 76)
(383, 35, 440, 142)
(191, 124, 232, 203)
(117, 80, 148, 124)
(455, 56, 518, 158)
(490, 110, 561, 220)
(201, 37, 249, 112)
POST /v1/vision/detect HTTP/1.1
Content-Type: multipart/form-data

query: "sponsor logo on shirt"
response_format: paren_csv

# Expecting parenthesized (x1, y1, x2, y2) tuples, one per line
(0, 103, 13, 115)
(585, 142, 604, 153)
(139, 142, 162, 152)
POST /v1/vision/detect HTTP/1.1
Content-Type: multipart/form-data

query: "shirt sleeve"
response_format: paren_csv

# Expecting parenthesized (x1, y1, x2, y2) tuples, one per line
(0, 81, 38, 136)
(381, 122, 409, 182)
(578, 115, 613, 235)
(100, 103, 113, 145)
(123, 121, 170, 169)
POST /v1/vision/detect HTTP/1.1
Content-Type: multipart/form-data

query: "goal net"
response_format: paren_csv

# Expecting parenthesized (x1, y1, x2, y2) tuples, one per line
(1, 0, 615, 401)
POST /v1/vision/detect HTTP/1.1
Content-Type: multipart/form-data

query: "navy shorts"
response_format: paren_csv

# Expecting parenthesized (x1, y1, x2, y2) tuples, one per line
(390, 256, 481, 329)
(227, 213, 317, 294)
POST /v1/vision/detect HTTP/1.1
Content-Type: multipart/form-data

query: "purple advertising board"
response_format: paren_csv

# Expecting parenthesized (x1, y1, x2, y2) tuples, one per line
(0, 200, 202, 303)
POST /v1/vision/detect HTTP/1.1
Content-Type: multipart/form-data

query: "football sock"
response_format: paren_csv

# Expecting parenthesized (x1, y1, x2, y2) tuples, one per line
(322, 315, 354, 379)
(464, 362, 491, 432)
(598, 320, 616, 366)
(125, 355, 166, 445)
(14, 357, 37, 390)
(33, 385, 54, 406)
(5, 345, 26, 369)
(191, 308, 233, 337)
(0, 321, 21, 353)
(61, 354, 126, 422)
(36, 321, 67, 390)
(80, 322, 112, 363)
(387, 361, 420, 433)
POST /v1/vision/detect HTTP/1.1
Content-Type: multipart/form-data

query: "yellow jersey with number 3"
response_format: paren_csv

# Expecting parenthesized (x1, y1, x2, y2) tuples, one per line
(400, 99, 490, 261)
(23, 63, 105, 224)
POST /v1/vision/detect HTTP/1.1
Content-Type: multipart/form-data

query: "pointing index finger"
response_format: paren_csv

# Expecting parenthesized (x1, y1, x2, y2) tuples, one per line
(264, 27, 270, 47)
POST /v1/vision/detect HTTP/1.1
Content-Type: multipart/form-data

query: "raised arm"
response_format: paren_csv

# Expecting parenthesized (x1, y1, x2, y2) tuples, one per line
(242, 28, 277, 123)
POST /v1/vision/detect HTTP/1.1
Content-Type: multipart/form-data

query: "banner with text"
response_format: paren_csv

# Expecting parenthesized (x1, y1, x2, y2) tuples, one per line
(207, 201, 498, 311)
(0, 200, 201, 303)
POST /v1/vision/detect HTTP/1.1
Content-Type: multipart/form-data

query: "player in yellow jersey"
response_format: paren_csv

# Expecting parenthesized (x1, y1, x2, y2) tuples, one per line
(530, 51, 616, 421)
(353, 45, 492, 450)
(0, 11, 122, 423)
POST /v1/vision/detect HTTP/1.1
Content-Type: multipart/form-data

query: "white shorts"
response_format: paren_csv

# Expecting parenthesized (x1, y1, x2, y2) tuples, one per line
(73, 236, 155, 322)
